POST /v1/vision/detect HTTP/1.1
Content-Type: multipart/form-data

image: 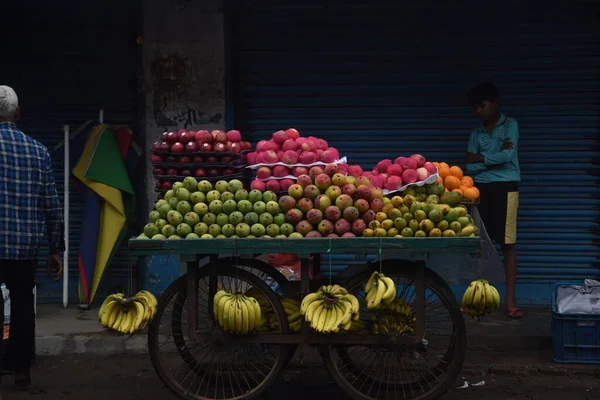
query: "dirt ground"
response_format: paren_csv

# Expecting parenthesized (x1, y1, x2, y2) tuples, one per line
(1, 354, 598, 400)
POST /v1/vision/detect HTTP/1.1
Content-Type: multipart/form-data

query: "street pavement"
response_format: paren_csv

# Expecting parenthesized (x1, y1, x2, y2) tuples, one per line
(1, 354, 599, 399)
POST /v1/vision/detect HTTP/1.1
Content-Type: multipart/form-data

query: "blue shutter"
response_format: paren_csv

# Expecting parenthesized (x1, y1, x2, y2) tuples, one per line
(229, 0, 600, 304)
(2, 0, 141, 303)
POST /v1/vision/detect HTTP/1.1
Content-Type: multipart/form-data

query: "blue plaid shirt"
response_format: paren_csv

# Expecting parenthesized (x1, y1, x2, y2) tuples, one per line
(0, 121, 65, 260)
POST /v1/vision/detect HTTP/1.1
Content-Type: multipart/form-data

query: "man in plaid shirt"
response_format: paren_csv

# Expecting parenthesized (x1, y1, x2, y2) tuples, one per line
(0, 86, 64, 394)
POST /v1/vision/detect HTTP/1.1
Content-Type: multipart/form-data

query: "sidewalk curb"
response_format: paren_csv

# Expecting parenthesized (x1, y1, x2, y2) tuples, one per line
(467, 334, 553, 351)
(35, 334, 147, 356)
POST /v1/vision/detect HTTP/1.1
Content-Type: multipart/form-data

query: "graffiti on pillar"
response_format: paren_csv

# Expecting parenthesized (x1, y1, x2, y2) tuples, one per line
(171, 0, 193, 11)
(151, 53, 222, 129)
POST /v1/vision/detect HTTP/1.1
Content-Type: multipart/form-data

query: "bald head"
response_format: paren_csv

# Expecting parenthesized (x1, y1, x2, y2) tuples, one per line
(0, 86, 19, 121)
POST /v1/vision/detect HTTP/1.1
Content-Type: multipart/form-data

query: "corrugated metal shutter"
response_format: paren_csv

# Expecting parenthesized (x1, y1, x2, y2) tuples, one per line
(2, 0, 141, 302)
(229, 0, 600, 303)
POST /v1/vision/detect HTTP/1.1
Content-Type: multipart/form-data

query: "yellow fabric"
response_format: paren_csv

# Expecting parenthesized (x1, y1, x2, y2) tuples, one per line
(72, 124, 126, 302)
(505, 191, 519, 245)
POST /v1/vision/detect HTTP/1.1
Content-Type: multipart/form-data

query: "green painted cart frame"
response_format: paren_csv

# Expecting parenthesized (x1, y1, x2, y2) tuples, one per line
(129, 237, 482, 400)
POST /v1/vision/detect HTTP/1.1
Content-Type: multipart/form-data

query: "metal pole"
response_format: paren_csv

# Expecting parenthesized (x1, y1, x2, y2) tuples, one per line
(63, 125, 70, 308)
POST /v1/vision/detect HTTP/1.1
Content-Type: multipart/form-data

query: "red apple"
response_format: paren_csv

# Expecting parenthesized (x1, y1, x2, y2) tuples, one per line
(199, 131, 213, 144)
(227, 141, 242, 153)
(179, 131, 192, 144)
(161, 132, 169, 141)
(221, 156, 233, 163)
(180, 155, 192, 164)
(193, 156, 204, 163)
(152, 141, 162, 150)
(152, 167, 165, 175)
(214, 142, 227, 153)
(200, 142, 213, 152)
(180, 168, 192, 177)
(158, 141, 171, 152)
(206, 156, 219, 163)
(165, 155, 178, 163)
(166, 168, 179, 176)
(155, 180, 162, 189)
(166, 131, 179, 143)
(171, 142, 185, 153)
(185, 141, 198, 152)
(194, 168, 206, 177)
(208, 168, 220, 177)
(223, 169, 234, 176)
(214, 130, 228, 143)
(150, 154, 163, 163)
(160, 180, 173, 190)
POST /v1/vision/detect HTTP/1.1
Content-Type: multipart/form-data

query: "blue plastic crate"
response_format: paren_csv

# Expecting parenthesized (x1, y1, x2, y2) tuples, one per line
(551, 282, 600, 364)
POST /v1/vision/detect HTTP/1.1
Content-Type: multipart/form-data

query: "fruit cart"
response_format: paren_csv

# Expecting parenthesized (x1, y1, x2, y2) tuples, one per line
(129, 236, 481, 400)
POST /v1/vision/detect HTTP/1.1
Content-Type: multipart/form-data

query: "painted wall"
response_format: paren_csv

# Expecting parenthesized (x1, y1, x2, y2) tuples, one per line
(142, 0, 226, 198)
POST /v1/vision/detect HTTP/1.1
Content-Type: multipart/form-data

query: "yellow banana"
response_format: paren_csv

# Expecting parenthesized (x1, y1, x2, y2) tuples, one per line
(461, 281, 476, 308)
(287, 311, 301, 322)
(368, 280, 386, 309)
(300, 293, 322, 315)
(317, 307, 331, 332)
(364, 272, 378, 293)
(213, 290, 229, 316)
(331, 285, 348, 296)
(343, 319, 352, 331)
(310, 304, 325, 330)
(99, 301, 118, 327)
(490, 285, 501, 307)
(133, 300, 145, 332)
(247, 297, 261, 331)
(235, 298, 244, 333)
(242, 298, 255, 332)
(305, 299, 323, 322)
(339, 301, 353, 326)
(221, 296, 234, 331)
(381, 276, 396, 303)
(227, 297, 237, 332)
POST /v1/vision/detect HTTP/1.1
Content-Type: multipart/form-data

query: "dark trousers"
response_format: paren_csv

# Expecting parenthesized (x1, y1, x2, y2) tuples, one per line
(0, 259, 36, 374)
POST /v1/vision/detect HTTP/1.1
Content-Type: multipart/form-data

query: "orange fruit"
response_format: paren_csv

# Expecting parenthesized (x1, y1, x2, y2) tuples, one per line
(433, 162, 441, 169)
(463, 186, 480, 200)
(436, 176, 444, 184)
(439, 162, 449, 169)
(438, 166, 451, 179)
(459, 185, 469, 192)
(444, 175, 461, 190)
(461, 176, 474, 188)
(452, 188, 463, 195)
(445, 188, 449, 193)
(449, 166, 464, 179)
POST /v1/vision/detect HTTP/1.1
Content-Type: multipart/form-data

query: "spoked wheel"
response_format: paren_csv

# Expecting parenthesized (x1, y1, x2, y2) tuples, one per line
(320, 260, 466, 400)
(148, 266, 293, 400)
(169, 258, 295, 371)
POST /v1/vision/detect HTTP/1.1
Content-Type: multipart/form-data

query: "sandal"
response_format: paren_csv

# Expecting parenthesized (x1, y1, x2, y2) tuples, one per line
(506, 307, 524, 318)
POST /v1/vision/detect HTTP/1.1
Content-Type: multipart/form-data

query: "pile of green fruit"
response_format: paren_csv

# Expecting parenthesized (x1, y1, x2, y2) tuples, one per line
(138, 177, 295, 239)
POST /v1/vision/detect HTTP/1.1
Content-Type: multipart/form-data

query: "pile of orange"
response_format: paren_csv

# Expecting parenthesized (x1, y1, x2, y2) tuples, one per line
(432, 162, 480, 200)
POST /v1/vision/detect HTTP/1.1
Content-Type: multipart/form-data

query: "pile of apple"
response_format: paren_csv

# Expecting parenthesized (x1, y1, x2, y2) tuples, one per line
(353, 154, 439, 193)
(276, 163, 385, 238)
(246, 128, 349, 191)
(150, 129, 253, 196)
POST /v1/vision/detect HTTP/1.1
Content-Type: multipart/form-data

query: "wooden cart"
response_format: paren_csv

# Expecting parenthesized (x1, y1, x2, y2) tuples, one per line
(129, 237, 482, 400)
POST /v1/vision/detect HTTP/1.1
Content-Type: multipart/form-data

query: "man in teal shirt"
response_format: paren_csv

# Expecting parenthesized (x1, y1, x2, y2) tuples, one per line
(466, 82, 522, 318)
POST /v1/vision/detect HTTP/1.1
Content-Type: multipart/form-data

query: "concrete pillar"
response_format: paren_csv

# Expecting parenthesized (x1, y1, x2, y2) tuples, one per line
(142, 0, 225, 201)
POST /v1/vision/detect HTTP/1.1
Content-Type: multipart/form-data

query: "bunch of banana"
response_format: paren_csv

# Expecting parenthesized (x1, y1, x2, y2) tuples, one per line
(300, 284, 360, 333)
(282, 297, 302, 332)
(461, 279, 501, 319)
(371, 298, 415, 335)
(214, 290, 262, 334)
(364, 272, 396, 309)
(97, 290, 158, 335)
(346, 318, 368, 333)
(372, 315, 412, 335)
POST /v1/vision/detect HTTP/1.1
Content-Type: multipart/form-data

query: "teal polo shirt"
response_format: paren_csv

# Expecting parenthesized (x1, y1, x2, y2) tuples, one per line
(466, 114, 521, 184)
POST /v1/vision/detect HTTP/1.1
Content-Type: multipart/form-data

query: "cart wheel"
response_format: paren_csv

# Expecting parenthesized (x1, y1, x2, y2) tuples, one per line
(148, 266, 293, 400)
(320, 261, 466, 400)
(169, 258, 295, 371)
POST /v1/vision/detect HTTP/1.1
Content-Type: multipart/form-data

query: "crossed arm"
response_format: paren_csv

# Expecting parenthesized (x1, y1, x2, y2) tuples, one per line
(466, 122, 519, 174)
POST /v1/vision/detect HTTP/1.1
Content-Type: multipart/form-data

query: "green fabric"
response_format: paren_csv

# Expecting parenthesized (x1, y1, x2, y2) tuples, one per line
(82, 126, 135, 195)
